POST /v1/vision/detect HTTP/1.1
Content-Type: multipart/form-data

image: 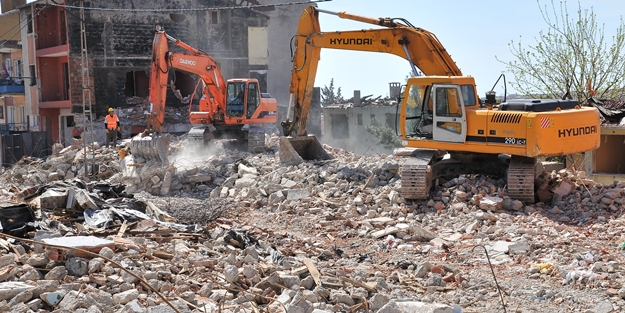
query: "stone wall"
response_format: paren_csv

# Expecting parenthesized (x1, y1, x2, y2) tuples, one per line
(65, 0, 270, 117)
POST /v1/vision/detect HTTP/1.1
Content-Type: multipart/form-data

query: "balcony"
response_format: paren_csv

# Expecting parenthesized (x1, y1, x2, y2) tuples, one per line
(0, 123, 28, 132)
(0, 79, 25, 94)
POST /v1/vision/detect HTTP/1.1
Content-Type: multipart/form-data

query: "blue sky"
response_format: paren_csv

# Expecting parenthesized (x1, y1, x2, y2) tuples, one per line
(313, 0, 625, 98)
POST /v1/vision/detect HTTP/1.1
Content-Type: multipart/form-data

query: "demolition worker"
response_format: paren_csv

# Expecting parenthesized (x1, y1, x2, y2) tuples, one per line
(105, 108, 120, 147)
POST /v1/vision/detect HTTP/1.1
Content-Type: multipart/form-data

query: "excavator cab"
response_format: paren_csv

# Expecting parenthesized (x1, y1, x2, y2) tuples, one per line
(225, 80, 263, 121)
(402, 77, 473, 143)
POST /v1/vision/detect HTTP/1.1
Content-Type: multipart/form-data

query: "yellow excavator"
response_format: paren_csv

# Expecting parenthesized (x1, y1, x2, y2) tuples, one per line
(280, 5, 601, 203)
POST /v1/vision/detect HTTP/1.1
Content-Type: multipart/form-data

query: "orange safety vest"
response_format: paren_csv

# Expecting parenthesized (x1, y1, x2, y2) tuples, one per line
(105, 114, 119, 129)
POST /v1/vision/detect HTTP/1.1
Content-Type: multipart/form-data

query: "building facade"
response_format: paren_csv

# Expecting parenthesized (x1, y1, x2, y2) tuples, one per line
(0, 0, 27, 132)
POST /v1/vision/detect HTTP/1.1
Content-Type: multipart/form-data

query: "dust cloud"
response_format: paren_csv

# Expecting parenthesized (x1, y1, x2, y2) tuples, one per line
(169, 141, 226, 171)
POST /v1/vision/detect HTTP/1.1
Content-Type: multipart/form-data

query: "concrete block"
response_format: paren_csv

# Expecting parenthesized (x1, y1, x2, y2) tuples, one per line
(38, 189, 68, 209)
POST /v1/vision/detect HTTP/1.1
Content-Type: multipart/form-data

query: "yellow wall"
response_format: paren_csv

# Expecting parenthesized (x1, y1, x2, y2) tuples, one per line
(0, 10, 21, 41)
(248, 27, 268, 65)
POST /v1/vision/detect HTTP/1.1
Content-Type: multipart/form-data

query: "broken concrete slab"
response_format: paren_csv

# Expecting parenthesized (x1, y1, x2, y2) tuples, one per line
(41, 236, 115, 261)
(74, 190, 99, 211)
(286, 188, 311, 200)
(478, 196, 504, 211)
(37, 189, 68, 209)
(378, 300, 455, 313)
(0, 282, 35, 301)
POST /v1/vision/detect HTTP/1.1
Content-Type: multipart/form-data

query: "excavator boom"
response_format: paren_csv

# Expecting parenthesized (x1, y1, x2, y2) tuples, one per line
(284, 5, 461, 138)
(280, 5, 463, 164)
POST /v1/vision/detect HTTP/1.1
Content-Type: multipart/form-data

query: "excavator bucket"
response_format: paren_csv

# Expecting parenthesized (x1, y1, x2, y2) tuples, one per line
(129, 133, 171, 163)
(279, 134, 332, 166)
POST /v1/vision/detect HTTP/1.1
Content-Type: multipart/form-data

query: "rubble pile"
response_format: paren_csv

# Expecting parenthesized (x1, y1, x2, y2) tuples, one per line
(324, 95, 397, 109)
(1, 136, 625, 312)
(0, 144, 121, 194)
(108, 102, 190, 127)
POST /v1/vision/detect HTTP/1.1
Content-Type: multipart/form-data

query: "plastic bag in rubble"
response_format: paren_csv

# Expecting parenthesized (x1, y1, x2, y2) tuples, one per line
(386, 235, 397, 248)
(268, 246, 285, 265)
(561, 269, 597, 285)
(84, 208, 114, 228)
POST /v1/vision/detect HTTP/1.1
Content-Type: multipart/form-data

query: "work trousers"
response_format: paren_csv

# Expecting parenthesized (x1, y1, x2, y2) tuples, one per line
(105, 128, 118, 147)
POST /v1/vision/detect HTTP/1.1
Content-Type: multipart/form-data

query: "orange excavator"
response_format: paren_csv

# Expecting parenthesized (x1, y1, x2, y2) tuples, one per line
(280, 5, 601, 202)
(130, 28, 278, 162)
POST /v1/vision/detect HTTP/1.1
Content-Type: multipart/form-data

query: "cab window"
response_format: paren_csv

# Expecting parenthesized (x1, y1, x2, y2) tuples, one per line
(460, 85, 476, 107)
(435, 87, 462, 117)
(246, 83, 260, 118)
(403, 85, 424, 135)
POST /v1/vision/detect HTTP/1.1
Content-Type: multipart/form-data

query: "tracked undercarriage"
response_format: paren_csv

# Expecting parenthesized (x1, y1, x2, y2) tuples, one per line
(400, 150, 537, 203)
(186, 125, 267, 153)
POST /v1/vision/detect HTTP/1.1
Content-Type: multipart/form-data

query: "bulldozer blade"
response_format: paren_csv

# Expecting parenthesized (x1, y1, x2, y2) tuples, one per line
(279, 134, 332, 166)
(129, 133, 171, 163)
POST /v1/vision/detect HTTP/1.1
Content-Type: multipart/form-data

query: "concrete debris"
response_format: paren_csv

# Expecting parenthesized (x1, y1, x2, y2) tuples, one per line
(0, 134, 622, 312)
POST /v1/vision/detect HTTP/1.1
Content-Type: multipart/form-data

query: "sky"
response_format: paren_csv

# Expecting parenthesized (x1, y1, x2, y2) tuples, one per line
(3, 0, 623, 98)
(312, 0, 625, 98)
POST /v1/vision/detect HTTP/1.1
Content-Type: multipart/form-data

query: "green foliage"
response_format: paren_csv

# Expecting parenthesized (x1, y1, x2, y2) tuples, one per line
(364, 118, 402, 149)
(498, 0, 625, 102)
(321, 78, 343, 106)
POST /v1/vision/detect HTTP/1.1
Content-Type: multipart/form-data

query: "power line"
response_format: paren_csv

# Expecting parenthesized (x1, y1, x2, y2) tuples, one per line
(47, 0, 331, 12)
(0, 5, 48, 49)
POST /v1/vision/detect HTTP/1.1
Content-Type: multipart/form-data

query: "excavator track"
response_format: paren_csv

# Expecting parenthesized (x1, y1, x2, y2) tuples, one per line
(247, 126, 266, 153)
(400, 150, 436, 200)
(507, 157, 536, 203)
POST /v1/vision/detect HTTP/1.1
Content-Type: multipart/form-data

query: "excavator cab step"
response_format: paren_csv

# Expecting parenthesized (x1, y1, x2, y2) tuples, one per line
(279, 134, 332, 166)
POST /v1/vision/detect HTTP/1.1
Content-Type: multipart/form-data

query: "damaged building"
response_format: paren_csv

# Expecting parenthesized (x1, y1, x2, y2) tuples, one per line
(320, 83, 403, 155)
(582, 98, 625, 183)
(0, 0, 308, 150)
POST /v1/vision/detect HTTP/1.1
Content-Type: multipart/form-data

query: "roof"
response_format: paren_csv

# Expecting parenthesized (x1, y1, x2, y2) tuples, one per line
(588, 98, 625, 126)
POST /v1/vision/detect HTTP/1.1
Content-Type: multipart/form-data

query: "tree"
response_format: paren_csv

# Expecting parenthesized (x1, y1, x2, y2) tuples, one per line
(365, 118, 402, 149)
(499, 0, 625, 101)
(321, 78, 343, 106)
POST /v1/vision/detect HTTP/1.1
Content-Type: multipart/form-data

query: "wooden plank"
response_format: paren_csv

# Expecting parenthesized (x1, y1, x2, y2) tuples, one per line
(303, 258, 321, 287)
(117, 220, 128, 237)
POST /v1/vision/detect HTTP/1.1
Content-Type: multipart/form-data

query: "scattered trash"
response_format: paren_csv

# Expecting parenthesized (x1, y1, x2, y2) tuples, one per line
(532, 263, 555, 274)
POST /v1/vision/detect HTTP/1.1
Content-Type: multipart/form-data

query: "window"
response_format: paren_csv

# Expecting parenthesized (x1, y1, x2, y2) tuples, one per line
(357, 114, 363, 125)
(14, 60, 22, 78)
(385, 113, 397, 129)
(246, 82, 260, 119)
(208, 11, 220, 24)
(460, 85, 477, 106)
(60, 10, 67, 44)
(26, 14, 33, 33)
(63, 63, 69, 100)
(29, 65, 36, 86)
(435, 87, 463, 117)
(124, 71, 149, 97)
(330, 114, 349, 139)
(3, 60, 11, 77)
(226, 82, 246, 117)
(404, 85, 424, 135)
(29, 115, 39, 129)
(19, 107, 25, 126)
(7, 107, 14, 124)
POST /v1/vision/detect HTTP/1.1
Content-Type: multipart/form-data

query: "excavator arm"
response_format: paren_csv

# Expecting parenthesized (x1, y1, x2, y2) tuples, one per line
(147, 30, 227, 133)
(284, 5, 462, 137)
